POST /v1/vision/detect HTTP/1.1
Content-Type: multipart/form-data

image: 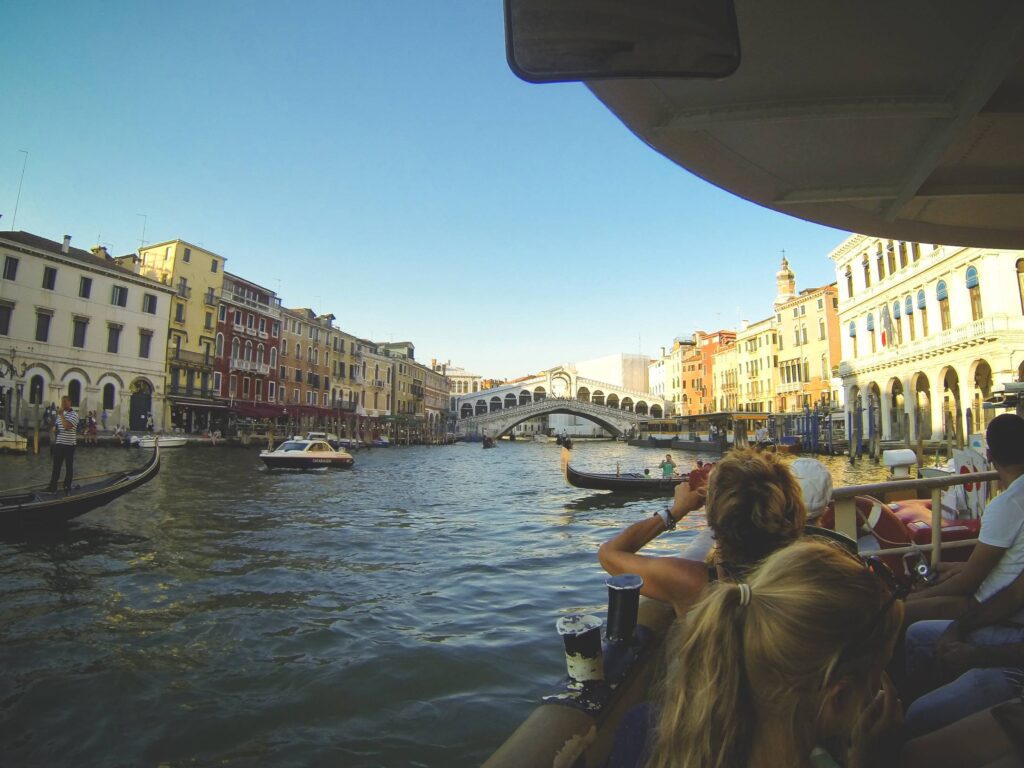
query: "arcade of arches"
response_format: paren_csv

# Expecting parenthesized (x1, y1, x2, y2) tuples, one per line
(457, 384, 664, 420)
(846, 358, 1005, 442)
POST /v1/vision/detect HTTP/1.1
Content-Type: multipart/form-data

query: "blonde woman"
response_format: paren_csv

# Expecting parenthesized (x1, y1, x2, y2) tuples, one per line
(646, 539, 904, 768)
(599, 447, 807, 617)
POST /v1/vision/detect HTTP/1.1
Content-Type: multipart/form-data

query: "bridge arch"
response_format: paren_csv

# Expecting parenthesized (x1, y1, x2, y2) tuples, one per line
(459, 398, 639, 439)
(504, 392, 517, 409)
(490, 396, 502, 412)
(519, 389, 531, 406)
(593, 390, 605, 405)
(577, 387, 590, 402)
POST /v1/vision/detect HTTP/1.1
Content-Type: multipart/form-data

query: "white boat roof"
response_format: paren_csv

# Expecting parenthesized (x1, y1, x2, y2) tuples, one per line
(578, 0, 1024, 248)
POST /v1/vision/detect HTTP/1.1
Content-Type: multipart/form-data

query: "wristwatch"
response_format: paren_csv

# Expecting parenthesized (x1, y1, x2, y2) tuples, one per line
(655, 508, 676, 530)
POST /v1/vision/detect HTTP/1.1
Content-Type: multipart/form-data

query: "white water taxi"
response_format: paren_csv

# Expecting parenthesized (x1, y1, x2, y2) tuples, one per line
(260, 439, 355, 470)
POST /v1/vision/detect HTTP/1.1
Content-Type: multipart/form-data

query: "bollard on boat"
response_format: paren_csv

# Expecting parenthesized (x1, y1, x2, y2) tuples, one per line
(605, 574, 643, 644)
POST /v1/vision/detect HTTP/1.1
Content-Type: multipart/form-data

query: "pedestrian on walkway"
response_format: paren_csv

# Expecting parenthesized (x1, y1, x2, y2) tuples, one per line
(48, 396, 79, 493)
(100, 409, 108, 431)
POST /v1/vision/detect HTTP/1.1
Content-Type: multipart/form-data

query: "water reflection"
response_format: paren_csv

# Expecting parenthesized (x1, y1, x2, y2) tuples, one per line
(0, 442, 891, 767)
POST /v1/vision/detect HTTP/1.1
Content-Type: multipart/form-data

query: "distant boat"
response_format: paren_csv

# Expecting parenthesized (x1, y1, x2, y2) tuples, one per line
(0, 446, 160, 530)
(561, 447, 687, 494)
(132, 434, 188, 449)
(0, 422, 27, 454)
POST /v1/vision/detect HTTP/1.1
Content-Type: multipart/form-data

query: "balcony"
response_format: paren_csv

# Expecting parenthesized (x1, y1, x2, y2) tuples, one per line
(245, 326, 258, 337)
(229, 359, 271, 375)
(204, 290, 217, 307)
(167, 385, 216, 399)
(258, 330, 269, 340)
(176, 285, 192, 299)
(169, 348, 213, 368)
(838, 314, 1024, 377)
(220, 288, 282, 318)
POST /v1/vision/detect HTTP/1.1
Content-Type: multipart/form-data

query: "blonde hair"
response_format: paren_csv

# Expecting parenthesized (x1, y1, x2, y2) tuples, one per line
(647, 539, 901, 768)
(705, 446, 807, 567)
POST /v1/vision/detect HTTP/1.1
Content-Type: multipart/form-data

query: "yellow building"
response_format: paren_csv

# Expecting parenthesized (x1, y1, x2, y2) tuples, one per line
(712, 341, 739, 412)
(131, 239, 226, 432)
(771, 257, 842, 413)
(734, 317, 777, 413)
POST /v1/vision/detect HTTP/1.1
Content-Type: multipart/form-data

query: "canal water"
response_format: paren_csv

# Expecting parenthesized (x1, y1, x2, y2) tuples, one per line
(0, 441, 889, 767)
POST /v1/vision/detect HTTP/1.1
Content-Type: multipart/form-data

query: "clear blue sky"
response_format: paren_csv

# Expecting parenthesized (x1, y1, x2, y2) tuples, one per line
(1, 1, 849, 378)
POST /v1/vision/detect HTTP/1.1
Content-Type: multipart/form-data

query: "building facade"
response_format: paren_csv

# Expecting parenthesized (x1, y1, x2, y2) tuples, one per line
(1, 232, 172, 431)
(832, 235, 1024, 443)
(772, 264, 842, 414)
(131, 239, 227, 432)
(215, 272, 283, 423)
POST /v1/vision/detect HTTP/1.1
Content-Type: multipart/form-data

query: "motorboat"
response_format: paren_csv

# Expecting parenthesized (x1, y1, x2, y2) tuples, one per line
(260, 439, 354, 470)
(131, 434, 188, 449)
(0, 422, 27, 454)
(0, 446, 160, 531)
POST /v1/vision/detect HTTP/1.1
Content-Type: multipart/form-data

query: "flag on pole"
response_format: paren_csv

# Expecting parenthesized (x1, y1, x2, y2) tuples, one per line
(881, 303, 895, 348)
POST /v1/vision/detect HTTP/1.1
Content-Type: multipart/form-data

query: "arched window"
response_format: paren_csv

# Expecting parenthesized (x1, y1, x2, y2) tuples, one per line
(270, 347, 277, 368)
(1018, 260, 1024, 314)
(29, 375, 44, 405)
(904, 295, 916, 341)
(875, 244, 885, 280)
(966, 266, 983, 321)
(314, 349, 319, 366)
(862, 256, 871, 288)
(103, 382, 116, 410)
(917, 290, 929, 335)
(295, 343, 301, 360)
(886, 242, 896, 274)
(231, 337, 240, 359)
(848, 321, 858, 358)
(257, 343, 264, 364)
(844, 266, 853, 298)
(67, 379, 81, 406)
(245, 340, 253, 361)
(215, 332, 224, 357)
(892, 300, 903, 345)
(898, 241, 908, 268)
(866, 313, 876, 353)
(936, 280, 950, 331)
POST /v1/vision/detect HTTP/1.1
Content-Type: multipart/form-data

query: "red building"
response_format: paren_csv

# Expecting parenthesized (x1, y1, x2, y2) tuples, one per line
(214, 272, 284, 423)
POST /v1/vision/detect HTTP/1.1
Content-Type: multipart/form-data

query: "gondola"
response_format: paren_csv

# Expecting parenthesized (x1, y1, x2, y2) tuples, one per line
(0, 445, 160, 530)
(561, 448, 685, 494)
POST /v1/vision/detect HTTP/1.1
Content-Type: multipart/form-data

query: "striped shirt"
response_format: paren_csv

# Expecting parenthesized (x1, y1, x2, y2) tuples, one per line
(54, 408, 79, 446)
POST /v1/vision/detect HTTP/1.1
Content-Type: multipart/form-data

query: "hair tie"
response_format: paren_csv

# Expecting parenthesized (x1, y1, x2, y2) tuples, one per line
(737, 583, 752, 607)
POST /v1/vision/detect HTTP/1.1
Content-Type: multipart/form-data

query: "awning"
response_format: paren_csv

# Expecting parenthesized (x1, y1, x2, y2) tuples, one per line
(169, 397, 228, 409)
(232, 402, 284, 418)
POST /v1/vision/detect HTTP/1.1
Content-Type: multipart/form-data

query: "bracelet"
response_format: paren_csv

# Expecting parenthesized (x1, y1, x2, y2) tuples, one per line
(655, 508, 676, 530)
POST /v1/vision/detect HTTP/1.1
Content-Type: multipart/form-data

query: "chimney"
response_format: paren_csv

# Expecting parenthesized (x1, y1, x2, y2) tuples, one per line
(62, 235, 71, 254)
(90, 245, 111, 260)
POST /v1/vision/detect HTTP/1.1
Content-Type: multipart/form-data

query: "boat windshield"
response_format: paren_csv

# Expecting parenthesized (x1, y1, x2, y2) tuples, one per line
(278, 441, 307, 452)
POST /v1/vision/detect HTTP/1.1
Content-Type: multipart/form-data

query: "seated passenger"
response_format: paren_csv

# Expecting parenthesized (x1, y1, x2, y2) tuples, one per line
(647, 540, 904, 768)
(597, 447, 806, 617)
(903, 561, 1024, 739)
(905, 414, 1024, 624)
(790, 457, 834, 522)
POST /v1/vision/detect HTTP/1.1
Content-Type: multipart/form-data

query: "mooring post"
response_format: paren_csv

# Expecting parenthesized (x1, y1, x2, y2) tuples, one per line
(555, 615, 605, 690)
(605, 574, 643, 644)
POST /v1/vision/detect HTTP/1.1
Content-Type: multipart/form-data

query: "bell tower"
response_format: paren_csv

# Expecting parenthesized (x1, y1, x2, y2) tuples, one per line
(774, 254, 797, 307)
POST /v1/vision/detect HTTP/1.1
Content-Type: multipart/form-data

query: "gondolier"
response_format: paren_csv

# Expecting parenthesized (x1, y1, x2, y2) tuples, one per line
(48, 396, 79, 493)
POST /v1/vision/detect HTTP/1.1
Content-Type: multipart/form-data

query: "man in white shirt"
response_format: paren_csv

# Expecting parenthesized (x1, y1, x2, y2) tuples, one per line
(905, 413, 1024, 623)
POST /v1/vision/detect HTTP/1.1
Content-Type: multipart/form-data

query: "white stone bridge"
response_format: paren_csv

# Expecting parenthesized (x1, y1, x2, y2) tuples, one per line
(458, 397, 641, 438)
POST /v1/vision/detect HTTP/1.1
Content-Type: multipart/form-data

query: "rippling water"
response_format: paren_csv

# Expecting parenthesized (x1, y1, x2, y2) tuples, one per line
(0, 441, 889, 767)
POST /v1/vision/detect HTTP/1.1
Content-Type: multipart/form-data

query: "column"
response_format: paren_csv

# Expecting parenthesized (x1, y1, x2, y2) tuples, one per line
(929, 374, 946, 443)
(879, 389, 893, 441)
(903, 376, 917, 442)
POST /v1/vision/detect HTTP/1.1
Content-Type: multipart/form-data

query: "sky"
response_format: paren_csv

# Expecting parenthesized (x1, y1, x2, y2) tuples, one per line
(0, 1, 850, 378)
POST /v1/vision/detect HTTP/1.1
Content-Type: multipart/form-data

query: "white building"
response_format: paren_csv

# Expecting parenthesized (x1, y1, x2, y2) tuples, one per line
(0, 232, 173, 431)
(831, 235, 1024, 443)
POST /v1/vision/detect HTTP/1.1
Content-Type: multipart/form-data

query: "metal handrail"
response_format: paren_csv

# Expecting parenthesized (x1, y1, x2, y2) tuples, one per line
(832, 470, 998, 566)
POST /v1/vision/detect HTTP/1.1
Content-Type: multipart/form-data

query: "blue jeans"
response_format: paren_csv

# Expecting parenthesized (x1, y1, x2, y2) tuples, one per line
(904, 619, 1024, 738)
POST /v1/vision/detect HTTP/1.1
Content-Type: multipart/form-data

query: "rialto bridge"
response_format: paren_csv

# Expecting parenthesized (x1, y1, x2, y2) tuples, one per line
(454, 369, 667, 437)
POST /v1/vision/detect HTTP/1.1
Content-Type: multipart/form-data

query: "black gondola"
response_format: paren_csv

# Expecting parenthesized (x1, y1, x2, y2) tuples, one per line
(561, 448, 684, 494)
(0, 445, 160, 530)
